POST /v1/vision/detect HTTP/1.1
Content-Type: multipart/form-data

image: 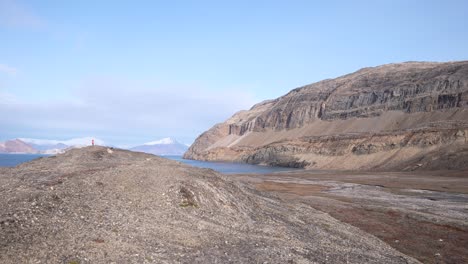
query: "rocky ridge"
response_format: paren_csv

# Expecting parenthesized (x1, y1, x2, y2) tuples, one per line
(184, 61, 468, 170)
(0, 147, 417, 263)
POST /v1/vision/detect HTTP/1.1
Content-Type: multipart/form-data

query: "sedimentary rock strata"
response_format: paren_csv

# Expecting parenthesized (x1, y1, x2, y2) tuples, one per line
(184, 61, 468, 170)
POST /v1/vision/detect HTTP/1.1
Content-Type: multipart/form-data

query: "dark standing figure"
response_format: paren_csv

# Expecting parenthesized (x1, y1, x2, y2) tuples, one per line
(92, 139, 94, 146)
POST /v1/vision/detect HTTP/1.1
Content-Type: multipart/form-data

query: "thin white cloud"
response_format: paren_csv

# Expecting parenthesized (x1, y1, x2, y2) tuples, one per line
(0, 91, 17, 103)
(0, 63, 17, 76)
(0, 77, 258, 146)
(19, 137, 105, 146)
(0, 0, 45, 29)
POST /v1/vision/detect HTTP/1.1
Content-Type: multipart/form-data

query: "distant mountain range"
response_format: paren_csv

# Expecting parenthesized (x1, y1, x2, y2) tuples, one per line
(0, 137, 189, 156)
(130, 137, 188, 156)
(0, 139, 37, 154)
(0, 137, 103, 154)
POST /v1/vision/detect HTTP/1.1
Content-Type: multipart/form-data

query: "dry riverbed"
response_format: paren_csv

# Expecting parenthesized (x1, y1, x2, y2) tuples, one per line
(232, 170, 468, 264)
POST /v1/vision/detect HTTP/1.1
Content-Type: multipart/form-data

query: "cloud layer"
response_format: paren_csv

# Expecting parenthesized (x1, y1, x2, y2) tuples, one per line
(19, 137, 105, 146)
(0, 77, 257, 145)
(0, 64, 17, 76)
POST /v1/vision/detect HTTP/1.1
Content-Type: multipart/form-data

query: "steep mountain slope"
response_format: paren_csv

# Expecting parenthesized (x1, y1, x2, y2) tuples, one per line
(0, 147, 417, 263)
(130, 137, 188, 155)
(184, 61, 468, 170)
(0, 139, 37, 154)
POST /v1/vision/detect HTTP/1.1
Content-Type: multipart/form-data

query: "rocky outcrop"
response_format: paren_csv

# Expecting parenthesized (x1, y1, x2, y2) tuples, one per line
(184, 61, 468, 170)
(0, 146, 418, 263)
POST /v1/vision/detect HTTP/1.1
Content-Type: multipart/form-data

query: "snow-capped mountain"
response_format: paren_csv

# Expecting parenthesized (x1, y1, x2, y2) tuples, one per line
(19, 137, 105, 154)
(20, 137, 105, 147)
(27, 143, 68, 152)
(130, 137, 188, 156)
(143, 137, 176, 145)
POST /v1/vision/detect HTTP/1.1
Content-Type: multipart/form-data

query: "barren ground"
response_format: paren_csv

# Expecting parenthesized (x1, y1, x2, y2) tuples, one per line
(0, 147, 419, 263)
(231, 170, 468, 264)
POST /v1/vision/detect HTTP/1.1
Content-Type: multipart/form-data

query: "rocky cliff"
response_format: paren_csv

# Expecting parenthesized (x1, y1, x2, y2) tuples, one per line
(184, 61, 468, 170)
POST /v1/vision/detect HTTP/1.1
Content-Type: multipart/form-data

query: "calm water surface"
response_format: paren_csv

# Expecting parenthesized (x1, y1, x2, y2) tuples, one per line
(165, 155, 299, 174)
(0, 154, 49, 167)
(0, 153, 299, 174)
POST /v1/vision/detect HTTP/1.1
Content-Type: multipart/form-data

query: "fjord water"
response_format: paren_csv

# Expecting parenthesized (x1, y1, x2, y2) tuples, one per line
(165, 155, 299, 174)
(0, 154, 49, 167)
(0, 154, 299, 174)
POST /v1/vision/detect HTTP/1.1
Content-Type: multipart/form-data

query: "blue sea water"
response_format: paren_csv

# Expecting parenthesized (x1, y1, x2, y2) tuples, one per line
(0, 153, 299, 174)
(0, 154, 49, 167)
(165, 155, 299, 174)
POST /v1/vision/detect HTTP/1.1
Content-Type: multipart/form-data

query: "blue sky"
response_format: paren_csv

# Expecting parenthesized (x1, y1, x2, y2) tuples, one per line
(1, 0, 467, 146)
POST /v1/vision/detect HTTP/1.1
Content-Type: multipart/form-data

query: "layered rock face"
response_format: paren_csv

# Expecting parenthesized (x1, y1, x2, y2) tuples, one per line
(184, 61, 468, 170)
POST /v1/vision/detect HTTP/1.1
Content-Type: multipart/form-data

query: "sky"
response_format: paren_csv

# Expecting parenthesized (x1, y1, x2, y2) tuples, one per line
(1, 0, 467, 146)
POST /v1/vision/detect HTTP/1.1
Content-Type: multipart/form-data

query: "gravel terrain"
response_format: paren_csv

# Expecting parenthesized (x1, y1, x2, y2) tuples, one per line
(0, 147, 418, 263)
(241, 170, 468, 264)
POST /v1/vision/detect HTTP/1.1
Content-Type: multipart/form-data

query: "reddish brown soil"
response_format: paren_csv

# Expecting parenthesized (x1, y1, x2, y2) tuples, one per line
(255, 181, 329, 196)
(309, 200, 468, 264)
(235, 170, 468, 264)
